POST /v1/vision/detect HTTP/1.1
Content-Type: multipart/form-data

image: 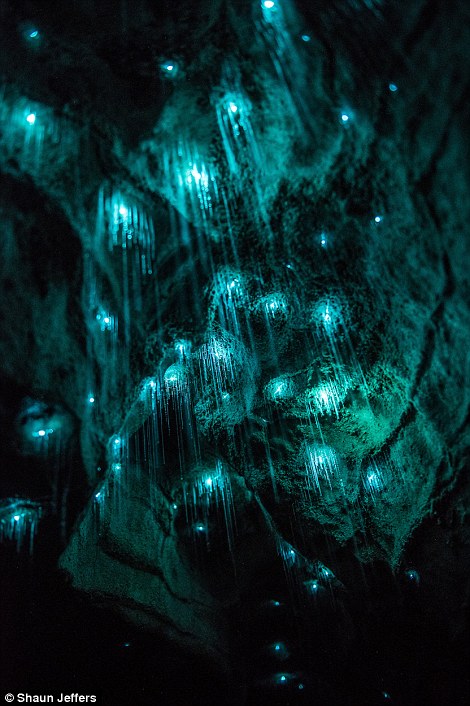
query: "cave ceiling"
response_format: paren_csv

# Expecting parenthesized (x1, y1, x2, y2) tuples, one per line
(0, 1, 469, 704)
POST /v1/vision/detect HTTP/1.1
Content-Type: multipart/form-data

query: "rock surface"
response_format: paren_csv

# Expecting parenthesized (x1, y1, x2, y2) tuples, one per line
(0, 0, 469, 703)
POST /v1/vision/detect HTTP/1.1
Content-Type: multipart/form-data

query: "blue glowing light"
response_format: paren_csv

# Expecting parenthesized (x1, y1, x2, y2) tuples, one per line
(160, 61, 178, 77)
(195, 523, 206, 532)
(341, 113, 349, 122)
(301, 34, 311, 42)
(317, 563, 334, 580)
(364, 468, 385, 494)
(259, 293, 289, 319)
(0, 500, 43, 553)
(229, 102, 238, 113)
(312, 296, 343, 335)
(265, 376, 295, 402)
(318, 230, 332, 249)
(31, 426, 54, 439)
(175, 339, 191, 359)
(96, 311, 114, 331)
(405, 569, 420, 584)
(280, 675, 286, 683)
(26, 113, 36, 125)
(185, 163, 209, 188)
(29, 30, 39, 39)
(88, 396, 95, 404)
(389, 83, 398, 92)
(304, 443, 341, 492)
(263, 0, 275, 8)
(305, 579, 319, 593)
(163, 363, 186, 392)
(374, 215, 382, 223)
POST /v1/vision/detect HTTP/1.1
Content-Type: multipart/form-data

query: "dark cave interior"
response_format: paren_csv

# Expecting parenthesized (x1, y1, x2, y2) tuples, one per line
(0, 1, 469, 704)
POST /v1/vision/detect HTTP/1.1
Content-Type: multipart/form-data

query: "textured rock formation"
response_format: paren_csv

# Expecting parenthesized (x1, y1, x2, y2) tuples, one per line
(0, 0, 469, 703)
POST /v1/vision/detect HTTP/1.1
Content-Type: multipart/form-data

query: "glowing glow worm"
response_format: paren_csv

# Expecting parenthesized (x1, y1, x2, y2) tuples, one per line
(311, 296, 343, 335)
(0, 499, 42, 553)
(308, 378, 347, 417)
(257, 293, 289, 319)
(362, 460, 386, 498)
(175, 339, 192, 360)
(264, 376, 295, 402)
(163, 363, 188, 396)
(304, 443, 340, 492)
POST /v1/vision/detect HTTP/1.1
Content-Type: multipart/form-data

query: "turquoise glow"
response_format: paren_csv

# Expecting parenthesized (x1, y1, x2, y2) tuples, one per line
(263, 0, 275, 8)
(96, 311, 114, 331)
(311, 296, 343, 335)
(305, 579, 319, 592)
(29, 30, 39, 39)
(175, 339, 192, 359)
(389, 83, 398, 92)
(160, 61, 178, 76)
(26, 113, 36, 125)
(258, 293, 289, 319)
(265, 376, 295, 402)
(163, 364, 186, 393)
(32, 427, 54, 438)
(301, 34, 311, 42)
(405, 569, 420, 584)
(0, 500, 42, 553)
(364, 470, 384, 493)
